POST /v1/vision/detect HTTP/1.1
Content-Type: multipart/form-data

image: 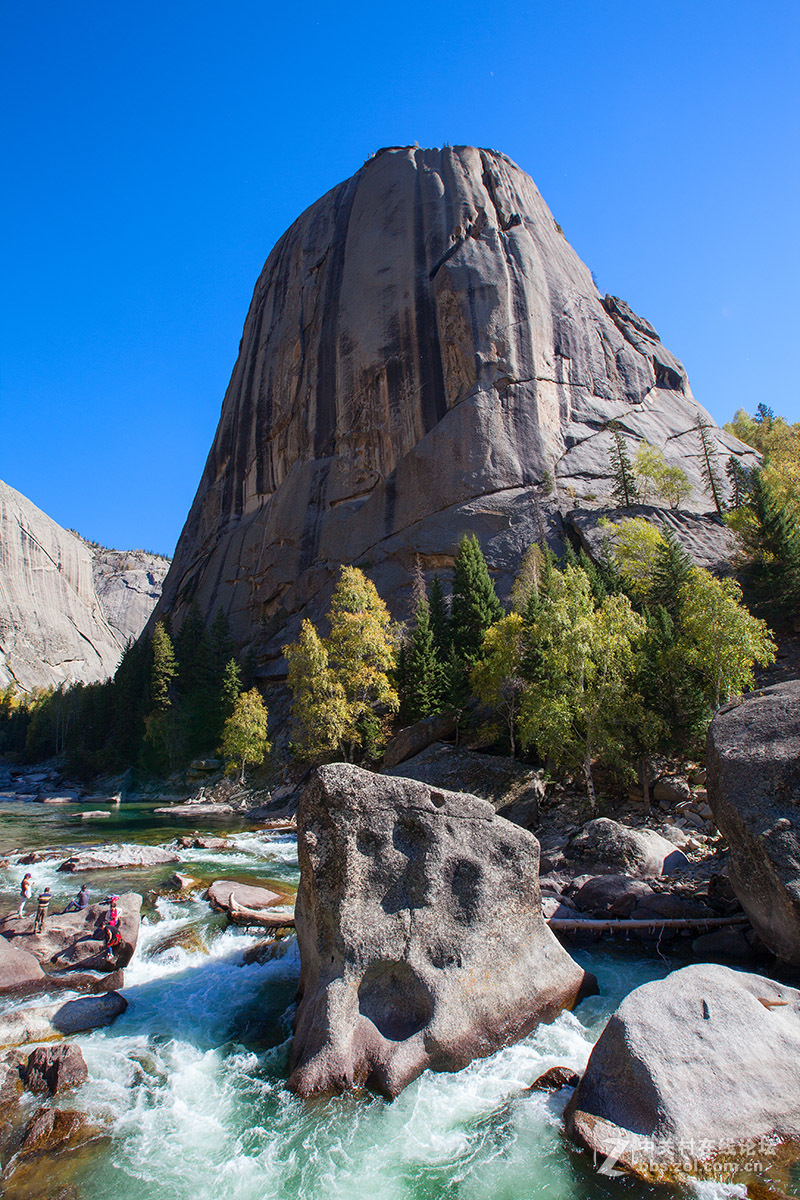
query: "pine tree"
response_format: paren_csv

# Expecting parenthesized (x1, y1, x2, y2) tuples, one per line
(749, 468, 800, 601)
(150, 621, 177, 711)
(695, 415, 726, 516)
(428, 574, 450, 655)
(144, 621, 184, 770)
(219, 658, 242, 722)
(607, 420, 638, 508)
(400, 599, 447, 723)
(175, 603, 215, 756)
(725, 456, 753, 509)
(649, 527, 694, 618)
(450, 535, 503, 665)
(221, 687, 270, 784)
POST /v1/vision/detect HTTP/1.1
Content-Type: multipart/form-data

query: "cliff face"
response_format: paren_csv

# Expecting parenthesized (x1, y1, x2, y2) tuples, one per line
(87, 544, 170, 646)
(0, 480, 168, 693)
(156, 145, 756, 671)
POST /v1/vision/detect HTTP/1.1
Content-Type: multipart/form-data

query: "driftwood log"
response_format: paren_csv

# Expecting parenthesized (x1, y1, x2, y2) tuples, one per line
(547, 915, 749, 933)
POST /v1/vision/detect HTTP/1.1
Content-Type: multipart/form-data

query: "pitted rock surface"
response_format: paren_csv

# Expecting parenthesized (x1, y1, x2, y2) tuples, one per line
(289, 762, 590, 1099)
(152, 145, 756, 672)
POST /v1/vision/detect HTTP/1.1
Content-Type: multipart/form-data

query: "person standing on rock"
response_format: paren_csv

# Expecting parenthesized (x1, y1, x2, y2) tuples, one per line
(32, 886, 51, 934)
(103, 896, 120, 947)
(17, 872, 33, 918)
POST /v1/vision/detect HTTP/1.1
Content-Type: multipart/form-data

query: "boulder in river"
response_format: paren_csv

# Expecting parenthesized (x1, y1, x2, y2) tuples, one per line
(1, 895, 141, 971)
(22, 1044, 88, 1095)
(207, 880, 285, 912)
(58, 844, 180, 872)
(0, 934, 46, 994)
(566, 817, 689, 877)
(289, 763, 592, 1099)
(707, 681, 800, 965)
(565, 963, 800, 1183)
(0, 992, 127, 1048)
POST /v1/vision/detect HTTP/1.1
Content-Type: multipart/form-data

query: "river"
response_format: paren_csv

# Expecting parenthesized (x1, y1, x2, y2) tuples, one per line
(0, 800, 789, 1200)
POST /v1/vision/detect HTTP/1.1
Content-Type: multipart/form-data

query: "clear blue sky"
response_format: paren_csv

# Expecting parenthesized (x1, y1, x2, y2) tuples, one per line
(2, 0, 798, 557)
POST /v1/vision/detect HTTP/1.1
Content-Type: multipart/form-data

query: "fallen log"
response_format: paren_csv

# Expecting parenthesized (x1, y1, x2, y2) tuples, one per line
(227, 896, 295, 930)
(547, 915, 750, 933)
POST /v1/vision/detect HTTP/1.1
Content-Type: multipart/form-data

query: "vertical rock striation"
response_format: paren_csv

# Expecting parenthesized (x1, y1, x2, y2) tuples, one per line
(154, 146, 756, 669)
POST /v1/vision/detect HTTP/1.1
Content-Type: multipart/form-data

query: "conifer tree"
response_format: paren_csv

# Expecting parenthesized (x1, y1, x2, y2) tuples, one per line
(221, 687, 270, 784)
(695, 415, 726, 516)
(449, 535, 504, 666)
(144, 621, 183, 769)
(400, 599, 447, 723)
(607, 420, 638, 508)
(725, 456, 753, 509)
(219, 658, 242, 722)
(649, 527, 694, 618)
(428, 574, 450, 656)
(748, 469, 800, 601)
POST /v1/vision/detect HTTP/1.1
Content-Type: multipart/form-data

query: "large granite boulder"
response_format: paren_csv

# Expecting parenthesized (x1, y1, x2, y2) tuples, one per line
(89, 544, 170, 645)
(0, 895, 141, 971)
(566, 964, 800, 1183)
(0, 992, 127, 1047)
(151, 145, 756, 673)
(707, 681, 800, 965)
(566, 818, 689, 877)
(385, 742, 544, 828)
(289, 763, 591, 1099)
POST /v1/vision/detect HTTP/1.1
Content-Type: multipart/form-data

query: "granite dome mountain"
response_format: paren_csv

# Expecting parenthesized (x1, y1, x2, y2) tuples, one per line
(155, 145, 756, 673)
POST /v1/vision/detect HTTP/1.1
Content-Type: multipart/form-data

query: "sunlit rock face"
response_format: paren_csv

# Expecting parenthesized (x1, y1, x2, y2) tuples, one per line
(0, 479, 169, 693)
(155, 145, 755, 670)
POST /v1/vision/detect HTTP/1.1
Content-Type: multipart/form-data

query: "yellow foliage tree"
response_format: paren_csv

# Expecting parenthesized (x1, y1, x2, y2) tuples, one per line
(221, 687, 270, 783)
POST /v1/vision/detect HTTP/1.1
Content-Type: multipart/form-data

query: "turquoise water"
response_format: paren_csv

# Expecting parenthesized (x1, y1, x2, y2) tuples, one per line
(0, 800, 793, 1200)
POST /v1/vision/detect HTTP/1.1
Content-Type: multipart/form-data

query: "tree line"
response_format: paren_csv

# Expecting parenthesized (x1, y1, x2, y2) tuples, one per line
(0, 606, 269, 782)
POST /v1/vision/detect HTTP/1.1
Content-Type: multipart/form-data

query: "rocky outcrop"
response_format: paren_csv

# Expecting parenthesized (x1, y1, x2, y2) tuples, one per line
(707, 681, 800, 965)
(152, 145, 756, 673)
(568, 505, 740, 574)
(566, 964, 800, 1183)
(1, 895, 141, 971)
(0, 479, 168, 693)
(289, 763, 591, 1099)
(386, 742, 544, 829)
(565, 817, 689, 877)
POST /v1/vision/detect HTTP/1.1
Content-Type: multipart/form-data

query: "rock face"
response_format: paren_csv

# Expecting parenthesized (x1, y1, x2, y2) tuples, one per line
(707, 681, 800, 965)
(23, 1044, 88, 1095)
(568, 505, 739, 575)
(566, 964, 800, 1182)
(0, 479, 168, 693)
(289, 763, 591, 1099)
(88, 542, 170, 645)
(152, 145, 756, 671)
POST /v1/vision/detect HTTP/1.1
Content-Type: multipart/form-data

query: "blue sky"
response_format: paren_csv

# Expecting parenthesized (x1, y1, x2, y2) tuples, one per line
(2, 0, 798, 556)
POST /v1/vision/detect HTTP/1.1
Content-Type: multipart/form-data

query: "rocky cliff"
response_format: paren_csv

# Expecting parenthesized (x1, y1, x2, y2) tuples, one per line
(0, 480, 169, 693)
(155, 145, 756, 671)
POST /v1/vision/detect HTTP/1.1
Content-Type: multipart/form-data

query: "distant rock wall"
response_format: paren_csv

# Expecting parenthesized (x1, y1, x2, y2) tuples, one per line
(151, 145, 757, 672)
(0, 479, 168, 693)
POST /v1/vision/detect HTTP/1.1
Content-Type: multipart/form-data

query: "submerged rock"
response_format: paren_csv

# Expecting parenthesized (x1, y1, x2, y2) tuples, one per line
(566, 817, 689, 878)
(289, 763, 591, 1099)
(707, 681, 800, 965)
(565, 964, 800, 1183)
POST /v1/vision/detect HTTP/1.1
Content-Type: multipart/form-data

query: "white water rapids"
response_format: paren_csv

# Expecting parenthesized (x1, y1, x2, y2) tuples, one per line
(0, 823, 765, 1199)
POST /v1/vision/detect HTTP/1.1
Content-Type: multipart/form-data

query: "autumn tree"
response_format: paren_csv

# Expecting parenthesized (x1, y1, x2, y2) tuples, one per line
(285, 566, 398, 762)
(634, 441, 692, 509)
(471, 613, 526, 756)
(517, 565, 646, 806)
(221, 688, 270, 783)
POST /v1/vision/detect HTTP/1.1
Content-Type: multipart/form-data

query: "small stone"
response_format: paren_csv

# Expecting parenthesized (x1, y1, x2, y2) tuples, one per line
(528, 1065, 580, 1091)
